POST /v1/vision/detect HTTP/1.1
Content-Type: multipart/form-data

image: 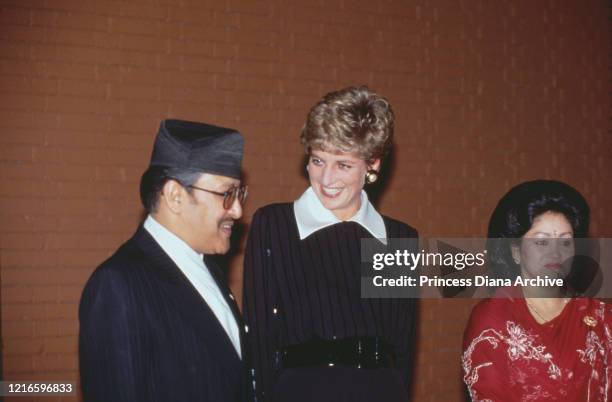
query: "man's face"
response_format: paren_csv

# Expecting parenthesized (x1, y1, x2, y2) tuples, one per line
(179, 173, 243, 255)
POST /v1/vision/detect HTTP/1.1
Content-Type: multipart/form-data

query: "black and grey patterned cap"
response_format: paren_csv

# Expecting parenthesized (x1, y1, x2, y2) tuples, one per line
(149, 119, 243, 179)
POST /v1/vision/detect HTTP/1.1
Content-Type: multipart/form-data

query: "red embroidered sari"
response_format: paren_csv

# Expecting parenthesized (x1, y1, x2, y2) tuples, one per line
(462, 296, 612, 402)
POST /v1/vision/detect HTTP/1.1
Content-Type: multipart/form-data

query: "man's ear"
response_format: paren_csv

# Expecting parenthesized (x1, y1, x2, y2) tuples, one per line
(159, 180, 184, 214)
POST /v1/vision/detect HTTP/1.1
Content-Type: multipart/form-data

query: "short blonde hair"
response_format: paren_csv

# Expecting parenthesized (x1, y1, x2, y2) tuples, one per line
(300, 86, 394, 162)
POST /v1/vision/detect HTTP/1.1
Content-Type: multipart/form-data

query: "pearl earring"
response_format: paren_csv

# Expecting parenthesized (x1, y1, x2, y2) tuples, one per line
(365, 170, 378, 184)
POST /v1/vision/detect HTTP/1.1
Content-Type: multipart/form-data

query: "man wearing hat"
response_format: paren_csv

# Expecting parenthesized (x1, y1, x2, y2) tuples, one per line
(79, 119, 250, 402)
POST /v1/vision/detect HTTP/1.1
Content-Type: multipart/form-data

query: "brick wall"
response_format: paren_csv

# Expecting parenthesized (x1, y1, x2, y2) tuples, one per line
(0, 1, 609, 401)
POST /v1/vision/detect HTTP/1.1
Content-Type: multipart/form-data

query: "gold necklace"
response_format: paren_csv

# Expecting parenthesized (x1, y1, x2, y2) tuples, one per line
(525, 298, 569, 323)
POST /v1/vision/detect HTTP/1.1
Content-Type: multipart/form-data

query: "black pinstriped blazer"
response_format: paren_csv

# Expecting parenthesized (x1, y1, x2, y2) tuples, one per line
(79, 226, 249, 402)
(243, 203, 418, 401)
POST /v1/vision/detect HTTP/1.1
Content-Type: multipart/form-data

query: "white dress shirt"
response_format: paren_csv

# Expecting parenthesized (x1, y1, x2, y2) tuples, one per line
(293, 187, 387, 243)
(144, 215, 241, 358)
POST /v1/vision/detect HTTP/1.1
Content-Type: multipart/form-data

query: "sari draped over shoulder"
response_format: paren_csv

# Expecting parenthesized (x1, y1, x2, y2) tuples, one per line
(462, 296, 612, 402)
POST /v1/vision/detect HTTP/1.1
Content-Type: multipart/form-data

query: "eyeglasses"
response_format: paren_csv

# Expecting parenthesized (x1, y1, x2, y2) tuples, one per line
(187, 184, 248, 210)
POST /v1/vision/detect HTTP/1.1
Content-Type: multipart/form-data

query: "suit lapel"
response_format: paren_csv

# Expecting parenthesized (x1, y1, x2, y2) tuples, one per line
(204, 256, 243, 325)
(205, 256, 253, 397)
(131, 226, 243, 366)
(204, 256, 247, 353)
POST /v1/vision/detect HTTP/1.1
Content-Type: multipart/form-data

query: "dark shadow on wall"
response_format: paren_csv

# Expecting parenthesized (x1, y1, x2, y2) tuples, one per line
(464, 385, 472, 402)
(406, 298, 420, 401)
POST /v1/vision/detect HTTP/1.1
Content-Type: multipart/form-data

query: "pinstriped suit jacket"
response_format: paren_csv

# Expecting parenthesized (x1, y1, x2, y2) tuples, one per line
(79, 226, 249, 402)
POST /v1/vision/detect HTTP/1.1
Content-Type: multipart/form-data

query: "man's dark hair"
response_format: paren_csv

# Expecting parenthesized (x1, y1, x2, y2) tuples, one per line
(139, 166, 202, 213)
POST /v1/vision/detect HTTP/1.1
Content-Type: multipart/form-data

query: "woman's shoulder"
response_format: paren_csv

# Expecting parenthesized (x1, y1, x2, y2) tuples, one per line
(247, 203, 295, 242)
(251, 202, 294, 221)
(572, 297, 612, 323)
(469, 297, 516, 319)
(381, 214, 418, 238)
(464, 298, 521, 342)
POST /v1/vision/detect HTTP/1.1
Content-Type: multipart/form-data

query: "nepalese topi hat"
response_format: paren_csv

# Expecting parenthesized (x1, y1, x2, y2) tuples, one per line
(149, 119, 244, 179)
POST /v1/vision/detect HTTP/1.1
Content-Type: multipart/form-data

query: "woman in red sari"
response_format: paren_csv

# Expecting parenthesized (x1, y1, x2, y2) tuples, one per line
(462, 180, 611, 402)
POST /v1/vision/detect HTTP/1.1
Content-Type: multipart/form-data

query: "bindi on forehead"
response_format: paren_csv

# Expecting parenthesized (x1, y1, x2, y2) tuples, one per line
(527, 212, 574, 238)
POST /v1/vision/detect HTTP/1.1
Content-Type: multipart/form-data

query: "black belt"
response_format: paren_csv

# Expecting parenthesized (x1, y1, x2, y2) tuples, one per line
(280, 336, 395, 369)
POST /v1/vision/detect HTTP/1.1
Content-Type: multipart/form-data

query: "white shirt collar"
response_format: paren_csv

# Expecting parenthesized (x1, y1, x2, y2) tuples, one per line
(293, 187, 387, 243)
(143, 215, 242, 358)
(143, 214, 205, 268)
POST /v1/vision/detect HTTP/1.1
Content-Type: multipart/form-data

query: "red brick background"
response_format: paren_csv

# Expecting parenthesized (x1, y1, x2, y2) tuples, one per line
(0, 1, 610, 401)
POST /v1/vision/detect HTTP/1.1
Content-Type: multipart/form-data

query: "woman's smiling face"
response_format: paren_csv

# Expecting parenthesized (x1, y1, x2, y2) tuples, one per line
(306, 147, 379, 221)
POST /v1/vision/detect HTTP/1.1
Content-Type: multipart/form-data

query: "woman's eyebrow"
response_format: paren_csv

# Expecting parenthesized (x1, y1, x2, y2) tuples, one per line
(529, 231, 573, 236)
